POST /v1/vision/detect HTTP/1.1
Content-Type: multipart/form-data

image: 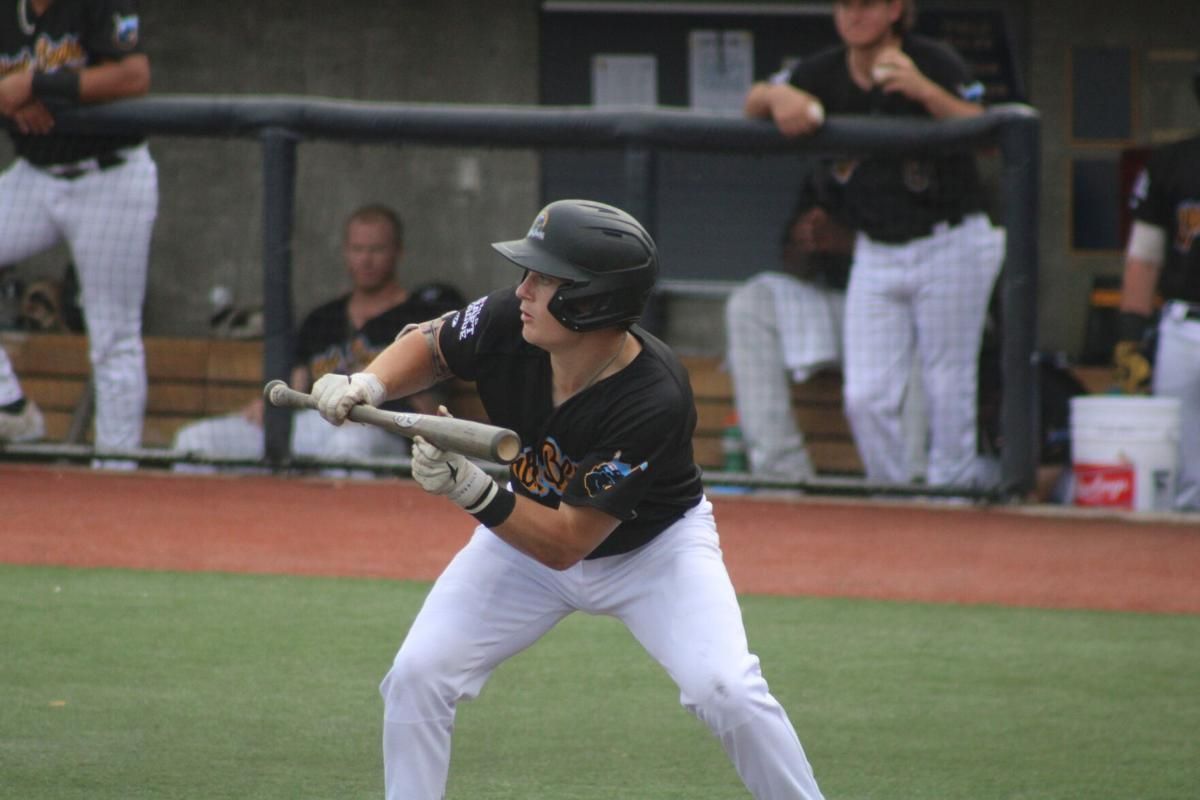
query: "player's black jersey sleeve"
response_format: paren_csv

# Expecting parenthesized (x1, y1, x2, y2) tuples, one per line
(439, 288, 705, 558)
(1128, 136, 1200, 303)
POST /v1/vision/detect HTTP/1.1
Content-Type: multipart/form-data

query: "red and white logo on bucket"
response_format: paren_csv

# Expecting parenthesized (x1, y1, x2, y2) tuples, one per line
(1074, 463, 1135, 508)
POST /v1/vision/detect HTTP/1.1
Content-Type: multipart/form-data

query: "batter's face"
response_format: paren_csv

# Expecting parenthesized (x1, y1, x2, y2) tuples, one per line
(833, 0, 902, 49)
(343, 219, 400, 293)
(515, 270, 572, 347)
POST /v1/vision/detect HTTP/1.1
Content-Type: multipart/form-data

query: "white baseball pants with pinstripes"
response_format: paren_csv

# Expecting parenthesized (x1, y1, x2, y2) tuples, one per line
(1154, 303, 1200, 510)
(0, 145, 157, 451)
(379, 498, 825, 799)
(843, 214, 1003, 486)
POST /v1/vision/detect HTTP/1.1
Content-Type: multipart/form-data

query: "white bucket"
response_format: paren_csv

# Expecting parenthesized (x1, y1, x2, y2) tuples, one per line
(1070, 395, 1181, 512)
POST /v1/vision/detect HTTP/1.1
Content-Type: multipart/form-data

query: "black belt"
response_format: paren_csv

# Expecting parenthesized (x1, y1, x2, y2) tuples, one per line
(868, 213, 965, 245)
(41, 151, 126, 180)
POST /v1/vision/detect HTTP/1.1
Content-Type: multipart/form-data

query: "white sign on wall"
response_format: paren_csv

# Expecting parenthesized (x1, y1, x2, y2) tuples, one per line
(688, 30, 754, 114)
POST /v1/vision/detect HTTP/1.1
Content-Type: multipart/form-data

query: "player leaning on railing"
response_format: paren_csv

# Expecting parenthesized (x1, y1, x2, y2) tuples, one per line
(0, 0, 157, 459)
(1112, 61, 1200, 512)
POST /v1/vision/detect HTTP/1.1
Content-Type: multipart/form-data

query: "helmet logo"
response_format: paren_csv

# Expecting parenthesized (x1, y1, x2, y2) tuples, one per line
(527, 210, 549, 241)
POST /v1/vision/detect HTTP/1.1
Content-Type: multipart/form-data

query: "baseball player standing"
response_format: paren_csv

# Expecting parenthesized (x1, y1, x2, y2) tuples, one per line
(0, 0, 157, 456)
(313, 200, 826, 799)
(1113, 63, 1200, 511)
(744, 0, 1005, 488)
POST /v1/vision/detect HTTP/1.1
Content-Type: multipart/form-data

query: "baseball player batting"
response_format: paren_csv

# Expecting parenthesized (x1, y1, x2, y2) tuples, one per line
(745, 0, 1005, 488)
(0, 0, 157, 455)
(312, 199, 826, 799)
(1113, 61, 1200, 511)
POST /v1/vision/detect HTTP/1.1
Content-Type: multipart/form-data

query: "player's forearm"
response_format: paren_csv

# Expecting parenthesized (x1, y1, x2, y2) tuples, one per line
(919, 84, 982, 120)
(78, 54, 150, 103)
(363, 325, 440, 402)
(743, 82, 775, 118)
(490, 498, 618, 571)
(0, 72, 33, 115)
(1119, 257, 1161, 316)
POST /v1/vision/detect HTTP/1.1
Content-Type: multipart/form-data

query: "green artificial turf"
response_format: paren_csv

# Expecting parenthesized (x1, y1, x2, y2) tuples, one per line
(1, 564, 1196, 799)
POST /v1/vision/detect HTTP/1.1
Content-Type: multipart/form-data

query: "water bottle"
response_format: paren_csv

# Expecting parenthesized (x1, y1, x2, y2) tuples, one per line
(721, 413, 748, 473)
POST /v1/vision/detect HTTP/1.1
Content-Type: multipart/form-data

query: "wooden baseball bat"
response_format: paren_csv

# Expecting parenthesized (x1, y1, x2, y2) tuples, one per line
(263, 379, 521, 464)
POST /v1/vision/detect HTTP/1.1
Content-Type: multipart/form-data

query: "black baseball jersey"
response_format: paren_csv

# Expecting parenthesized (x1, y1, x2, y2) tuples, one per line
(1, 0, 145, 165)
(784, 35, 987, 243)
(297, 288, 457, 410)
(1128, 134, 1200, 303)
(438, 288, 705, 559)
(785, 160, 853, 290)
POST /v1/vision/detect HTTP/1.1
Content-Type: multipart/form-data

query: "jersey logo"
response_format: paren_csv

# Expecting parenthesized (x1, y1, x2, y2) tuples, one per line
(902, 159, 932, 193)
(113, 14, 140, 50)
(1175, 202, 1200, 253)
(457, 297, 486, 341)
(831, 159, 859, 185)
(957, 80, 985, 103)
(0, 36, 87, 73)
(583, 451, 647, 498)
(511, 437, 577, 499)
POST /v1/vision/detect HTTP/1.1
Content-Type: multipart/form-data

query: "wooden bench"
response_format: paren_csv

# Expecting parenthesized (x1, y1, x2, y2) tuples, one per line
(2, 331, 1112, 475)
(1, 331, 265, 447)
(682, 355, 863, 475)
(0, 331, 491, 449)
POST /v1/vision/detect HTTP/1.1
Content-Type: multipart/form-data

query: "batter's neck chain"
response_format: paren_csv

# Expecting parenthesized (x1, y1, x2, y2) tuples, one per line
(579, 332, 627, 393)
(17, 0, 36, 37)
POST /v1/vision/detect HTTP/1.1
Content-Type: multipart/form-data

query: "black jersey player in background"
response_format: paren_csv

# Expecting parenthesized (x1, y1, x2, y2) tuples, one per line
(744, 0, 1006, 490)
(0, 0, 157, 458)
(1113, 62, 1200, 511)
(312, 199, 827, 799)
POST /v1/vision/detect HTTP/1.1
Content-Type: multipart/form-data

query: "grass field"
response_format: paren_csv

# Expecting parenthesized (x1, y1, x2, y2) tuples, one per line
(2, 563, 1198, 799)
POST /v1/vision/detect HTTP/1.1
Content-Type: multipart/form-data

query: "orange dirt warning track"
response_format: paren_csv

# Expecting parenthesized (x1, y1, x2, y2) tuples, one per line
(2, 463, 1198, 614)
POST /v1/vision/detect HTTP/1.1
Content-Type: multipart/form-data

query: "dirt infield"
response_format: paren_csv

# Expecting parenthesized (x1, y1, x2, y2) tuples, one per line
(2, 463, 1197, 614)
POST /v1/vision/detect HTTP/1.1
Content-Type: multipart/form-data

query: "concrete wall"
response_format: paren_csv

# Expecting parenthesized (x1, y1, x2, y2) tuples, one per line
(3, 0, 1198, 360)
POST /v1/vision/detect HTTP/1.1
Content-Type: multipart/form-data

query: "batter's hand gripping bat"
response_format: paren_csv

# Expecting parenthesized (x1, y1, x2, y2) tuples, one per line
(263, 379, 521, 464)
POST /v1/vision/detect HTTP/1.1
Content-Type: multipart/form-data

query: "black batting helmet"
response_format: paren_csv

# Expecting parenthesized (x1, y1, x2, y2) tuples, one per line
(491, 199, 658, 332)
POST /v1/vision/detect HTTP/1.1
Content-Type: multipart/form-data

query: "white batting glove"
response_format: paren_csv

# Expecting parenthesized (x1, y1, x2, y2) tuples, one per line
(311, 372, 386, 425)
(411, 435, 500, 513)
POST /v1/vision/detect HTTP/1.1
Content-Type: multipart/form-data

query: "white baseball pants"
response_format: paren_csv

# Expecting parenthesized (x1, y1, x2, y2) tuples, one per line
(725, 273, 927, 481)
(379, 498, 825, 799)
(843, 214, 1003, 486)
(0, 348, 23, 406)
(1154, 302, 1200, 510)
(0, 146, 158, 451)
(171, 408, 406, 473)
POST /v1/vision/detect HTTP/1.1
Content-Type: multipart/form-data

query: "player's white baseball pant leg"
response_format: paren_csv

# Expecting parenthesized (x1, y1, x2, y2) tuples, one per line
(1153, 309, 1200, 510)
(910, 217, 1003, 486)
(725, 278, 814, 479)
(0, 348, 25, 406)
(0, 159, 66, 265)
(170, 413, 265, 473)
(842, 240, 919, 483)
(602, 500, 824, 799)
(379, 528, 574, 800)
(291, 408, 409, 476)
(58, 146, 158, 452)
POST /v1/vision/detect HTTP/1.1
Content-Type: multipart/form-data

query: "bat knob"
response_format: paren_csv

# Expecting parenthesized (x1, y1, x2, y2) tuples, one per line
(263, 379, 288, 405)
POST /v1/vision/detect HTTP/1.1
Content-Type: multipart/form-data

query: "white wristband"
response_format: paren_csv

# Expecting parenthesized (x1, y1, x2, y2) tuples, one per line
(349, 372, 387, 407)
